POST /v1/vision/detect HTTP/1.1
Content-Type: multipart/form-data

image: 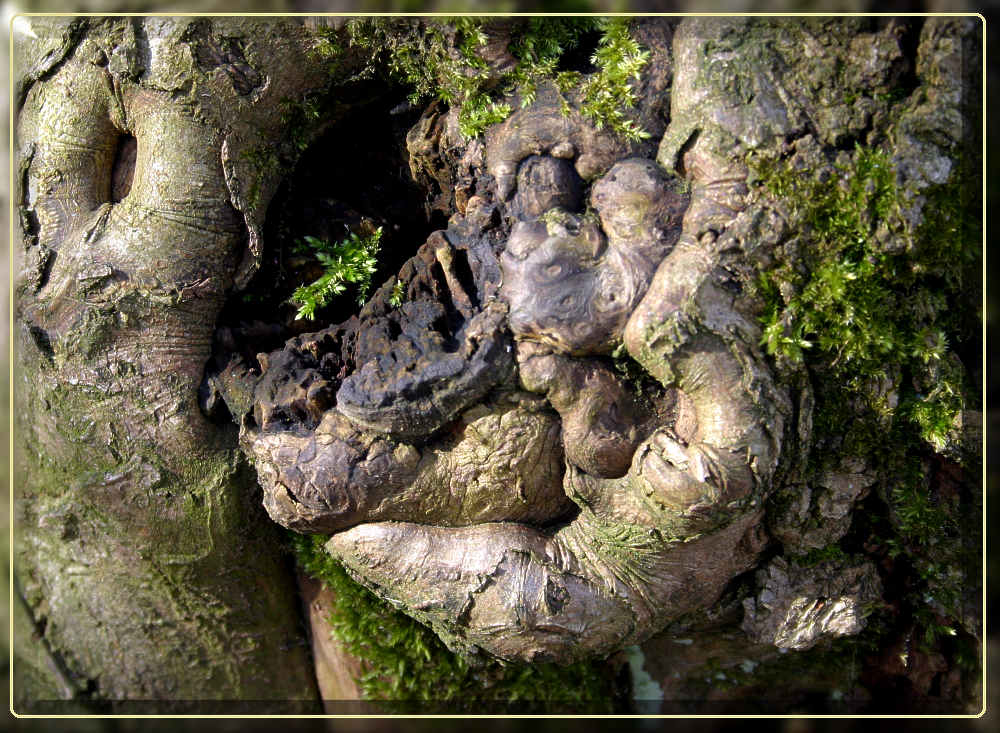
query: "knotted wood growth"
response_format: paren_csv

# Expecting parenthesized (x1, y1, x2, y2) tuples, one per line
(245, 30, 791, 664)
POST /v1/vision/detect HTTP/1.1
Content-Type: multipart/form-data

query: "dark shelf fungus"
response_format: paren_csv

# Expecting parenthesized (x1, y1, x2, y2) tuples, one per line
(243, 224, 572, 534)
(336, 231, 515, 441)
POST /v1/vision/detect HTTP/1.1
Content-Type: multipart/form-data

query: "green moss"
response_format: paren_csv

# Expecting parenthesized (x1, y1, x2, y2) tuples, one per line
(344, 17, 650, 141)
(508, 17, 599, 108)
(789, 543, 849, 568)
(289, 532, 619, 713)
(752, 144, 978, 455)
(750, 142, 981, 681)
(290, 227, 383, 320)
(511, 18, 651, 141)
(577, 19, 651, 141)
(388, 279, 405, 308)
(240, 145, 281, 211)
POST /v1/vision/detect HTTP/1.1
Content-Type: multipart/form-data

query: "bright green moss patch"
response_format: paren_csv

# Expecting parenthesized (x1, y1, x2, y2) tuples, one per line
(343, 17, 650, 140)
(751, 142, 981, 671)
(344, 17, 514, 138)
(568, 18, 652, 141)
(290, 532, 620, 713)
(290, 227, 383, 320)
(752, 144, 978, 454)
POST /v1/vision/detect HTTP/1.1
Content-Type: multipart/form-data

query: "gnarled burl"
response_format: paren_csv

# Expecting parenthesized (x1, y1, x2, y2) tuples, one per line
(246, 36, 791, 664)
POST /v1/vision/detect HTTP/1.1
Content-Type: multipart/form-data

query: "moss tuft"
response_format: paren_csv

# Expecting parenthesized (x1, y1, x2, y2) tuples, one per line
(344, 17, 650, 140)
(290, 227, 383, 320)
(751, 144, 978, 454)
(750, 141, 981, 679)
(790, 543, 850, 568)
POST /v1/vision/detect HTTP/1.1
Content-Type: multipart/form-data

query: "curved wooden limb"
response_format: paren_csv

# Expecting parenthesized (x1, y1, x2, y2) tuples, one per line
(325, 508, 764, 664)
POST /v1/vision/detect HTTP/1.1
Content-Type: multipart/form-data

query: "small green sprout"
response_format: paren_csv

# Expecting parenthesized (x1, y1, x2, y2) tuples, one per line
(291, 227, 383, 320)
(388, 279, 406, 307)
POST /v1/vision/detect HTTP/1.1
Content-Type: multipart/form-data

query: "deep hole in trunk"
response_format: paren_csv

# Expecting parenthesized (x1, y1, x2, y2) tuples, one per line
(214, 86, 447, 364)
(202, 85, 449, 425)
(556, 28, 603, 74)
(110, 132, 136, 203)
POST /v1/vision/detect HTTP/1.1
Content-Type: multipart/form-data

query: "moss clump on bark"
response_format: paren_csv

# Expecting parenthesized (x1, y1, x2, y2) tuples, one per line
(752, 145, 977, 448)
(341, 17, 650, 140)
(750, 141, 981, 685)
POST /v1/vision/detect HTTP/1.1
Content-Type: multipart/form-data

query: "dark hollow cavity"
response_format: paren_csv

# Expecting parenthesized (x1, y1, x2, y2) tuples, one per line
(110, 133, 136, 203)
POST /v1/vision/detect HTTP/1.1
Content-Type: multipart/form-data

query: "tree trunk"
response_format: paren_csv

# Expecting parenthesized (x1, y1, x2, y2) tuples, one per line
(12, 16, 982, 714)
(11, 16, 354, 711)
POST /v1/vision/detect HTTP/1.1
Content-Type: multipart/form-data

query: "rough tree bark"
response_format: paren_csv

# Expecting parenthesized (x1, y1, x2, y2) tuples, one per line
(12, 16, 982, 714)
(11, 16, 357, 711)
